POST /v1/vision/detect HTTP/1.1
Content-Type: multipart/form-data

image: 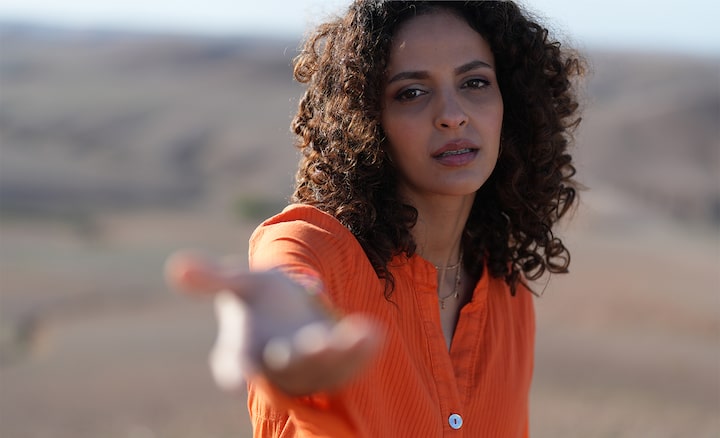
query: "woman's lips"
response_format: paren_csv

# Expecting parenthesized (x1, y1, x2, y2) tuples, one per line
(432, 140, 479, 166)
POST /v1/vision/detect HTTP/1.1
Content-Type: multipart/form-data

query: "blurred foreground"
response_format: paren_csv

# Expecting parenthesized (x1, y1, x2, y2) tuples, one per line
(1, 24, 718, 437)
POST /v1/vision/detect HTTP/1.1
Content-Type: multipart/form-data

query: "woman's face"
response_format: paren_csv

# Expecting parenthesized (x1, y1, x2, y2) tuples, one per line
(381, 11, 503, 204)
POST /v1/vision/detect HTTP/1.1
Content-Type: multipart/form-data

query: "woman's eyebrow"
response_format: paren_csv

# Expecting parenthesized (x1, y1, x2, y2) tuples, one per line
(387, 70, 429, 84)
(387, 60, 495, 84)
(455, 60, 494, 75)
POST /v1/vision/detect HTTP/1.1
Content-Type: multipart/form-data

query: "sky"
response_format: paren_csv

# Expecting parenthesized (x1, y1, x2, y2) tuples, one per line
(0, 0, 718, 56)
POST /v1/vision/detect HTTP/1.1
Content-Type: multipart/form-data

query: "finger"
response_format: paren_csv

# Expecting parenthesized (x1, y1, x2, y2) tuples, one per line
(209, 292, 253, 391)
(328, 314, 381, 353)
(293, 322, 332, 355)
(262, 322, 332, 373)
(210, 341, 246, 391)
(263, 316, 380, 373)
(260, 316, 382, 395)
(263, 336, 294, 371)
(165, 250, 237, 294)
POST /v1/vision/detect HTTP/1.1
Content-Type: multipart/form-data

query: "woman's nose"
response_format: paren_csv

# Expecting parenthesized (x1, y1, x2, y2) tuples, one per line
(434, 91, 468, 130)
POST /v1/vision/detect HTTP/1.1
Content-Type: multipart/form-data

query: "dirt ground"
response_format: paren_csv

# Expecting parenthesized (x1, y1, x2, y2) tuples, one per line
(0, 187, 718, 438)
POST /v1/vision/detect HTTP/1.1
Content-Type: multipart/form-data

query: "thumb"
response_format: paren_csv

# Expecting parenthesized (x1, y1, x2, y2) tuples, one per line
(165, 250, 244, 295)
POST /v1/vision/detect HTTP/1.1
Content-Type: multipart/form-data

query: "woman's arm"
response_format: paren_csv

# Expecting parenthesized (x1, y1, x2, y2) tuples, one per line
(164, 251, 380, 396)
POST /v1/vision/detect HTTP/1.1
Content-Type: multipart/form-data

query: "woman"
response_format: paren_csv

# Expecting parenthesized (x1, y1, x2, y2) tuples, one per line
(166, 1, 584, 436)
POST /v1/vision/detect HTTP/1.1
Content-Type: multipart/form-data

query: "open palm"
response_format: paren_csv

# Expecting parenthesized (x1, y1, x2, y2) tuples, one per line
(165, 251, 381, 396)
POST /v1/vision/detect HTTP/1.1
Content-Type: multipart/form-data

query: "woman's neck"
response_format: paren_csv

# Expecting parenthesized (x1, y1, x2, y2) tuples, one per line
(408, 193, 475, 268)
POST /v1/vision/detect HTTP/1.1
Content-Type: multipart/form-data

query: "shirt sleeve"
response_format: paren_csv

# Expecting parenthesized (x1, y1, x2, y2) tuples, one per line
(248, 205, 355, 308)
(249, 378, 365, 438)
(246, 205, 368, 437)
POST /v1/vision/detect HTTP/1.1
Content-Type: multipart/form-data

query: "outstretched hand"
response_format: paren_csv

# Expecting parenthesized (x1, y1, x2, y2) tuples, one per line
(164, 251, 381, 396)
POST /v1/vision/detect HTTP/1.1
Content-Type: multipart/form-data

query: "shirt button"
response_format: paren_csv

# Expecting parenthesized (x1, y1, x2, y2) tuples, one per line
(448, 413, 463, 430)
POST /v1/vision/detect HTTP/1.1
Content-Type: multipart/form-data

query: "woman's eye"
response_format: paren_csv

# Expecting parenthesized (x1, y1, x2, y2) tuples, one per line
(463, 78, 490, 89)
(395, 88, 426, 101)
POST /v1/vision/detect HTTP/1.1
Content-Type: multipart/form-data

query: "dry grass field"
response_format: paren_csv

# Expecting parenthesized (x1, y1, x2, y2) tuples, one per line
(1, 24, 718, 437)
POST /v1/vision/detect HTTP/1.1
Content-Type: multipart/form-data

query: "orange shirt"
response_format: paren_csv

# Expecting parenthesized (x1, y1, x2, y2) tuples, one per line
(248, 205, 535, 437)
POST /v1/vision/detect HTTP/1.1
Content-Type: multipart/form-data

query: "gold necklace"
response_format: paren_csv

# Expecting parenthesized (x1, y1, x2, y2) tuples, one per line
(434, 260, 461, 270)
(438, 249, 463, 310)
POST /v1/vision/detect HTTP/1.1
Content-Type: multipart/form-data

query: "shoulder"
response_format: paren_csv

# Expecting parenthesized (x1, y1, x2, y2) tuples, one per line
(486, 274, 536, 330)
(249, 204, 380, 309)
(249, 204, 367, 273)
(254, 204, 350, 237)
(250, 204, 354, 252)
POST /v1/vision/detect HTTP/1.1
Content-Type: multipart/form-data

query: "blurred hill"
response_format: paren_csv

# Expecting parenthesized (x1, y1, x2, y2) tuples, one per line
(1, 22, 718, 226)
(0, 22, 303, 217)
(579, 51, 720, 225)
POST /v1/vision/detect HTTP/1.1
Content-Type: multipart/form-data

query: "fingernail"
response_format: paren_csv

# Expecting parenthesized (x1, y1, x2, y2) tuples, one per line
(210, 347, 245, 391)
(293, 322, 329, 355)
(214, 292, 245, 347)
(331, 316, 368, 348)
(263, 337, 292, 371)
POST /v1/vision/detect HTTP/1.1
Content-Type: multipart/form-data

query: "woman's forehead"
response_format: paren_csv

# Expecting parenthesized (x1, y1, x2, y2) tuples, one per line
(386, 12, 494, 74)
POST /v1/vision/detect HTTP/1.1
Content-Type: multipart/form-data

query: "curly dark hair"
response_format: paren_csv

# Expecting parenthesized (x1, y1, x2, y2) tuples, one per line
(291, 0, 584, 296)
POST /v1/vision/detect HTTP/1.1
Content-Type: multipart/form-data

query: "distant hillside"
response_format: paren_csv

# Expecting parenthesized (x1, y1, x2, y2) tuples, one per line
(1, 23, 718, 224)
(579, 51, 720, 224)
(0, 23, 303, 214)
